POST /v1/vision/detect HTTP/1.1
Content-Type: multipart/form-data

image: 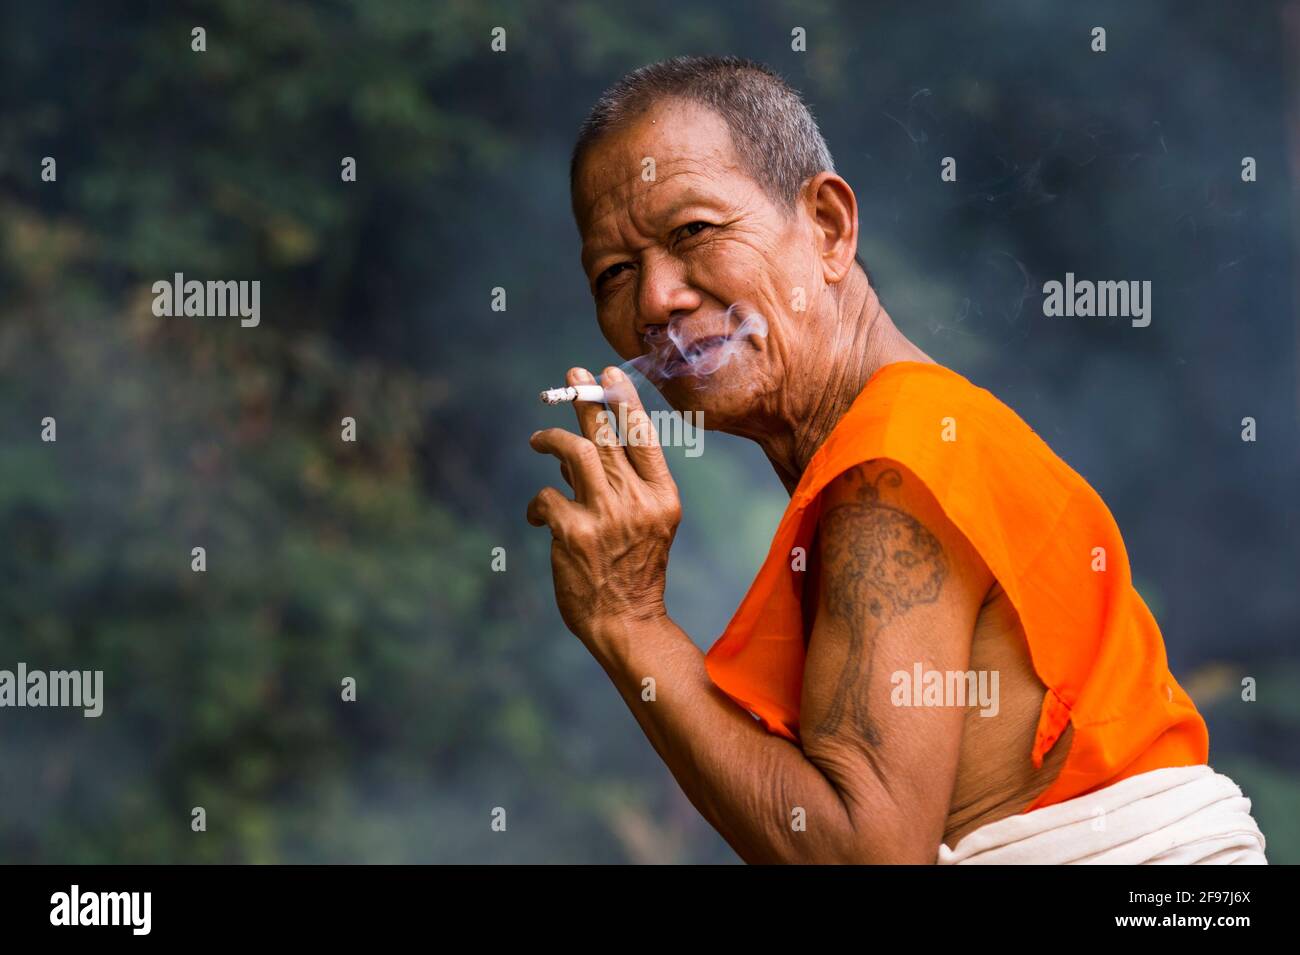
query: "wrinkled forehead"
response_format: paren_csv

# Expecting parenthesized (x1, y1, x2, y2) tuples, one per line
(573, 102, 762, 256)
(578, 162, 743, 261)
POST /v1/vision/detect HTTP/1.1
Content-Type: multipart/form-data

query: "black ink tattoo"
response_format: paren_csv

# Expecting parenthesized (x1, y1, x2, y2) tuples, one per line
(813, 468, 948, 745)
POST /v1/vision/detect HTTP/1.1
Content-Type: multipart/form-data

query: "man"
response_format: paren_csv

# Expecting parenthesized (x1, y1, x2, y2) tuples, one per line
(527, 55, 1267, 864)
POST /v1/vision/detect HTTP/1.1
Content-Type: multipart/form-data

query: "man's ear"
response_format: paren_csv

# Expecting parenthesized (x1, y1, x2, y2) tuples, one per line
(804, 171, 859, 285)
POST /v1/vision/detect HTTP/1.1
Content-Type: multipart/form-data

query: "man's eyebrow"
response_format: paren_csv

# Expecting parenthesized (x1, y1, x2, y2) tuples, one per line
(653, 188, 729, 226)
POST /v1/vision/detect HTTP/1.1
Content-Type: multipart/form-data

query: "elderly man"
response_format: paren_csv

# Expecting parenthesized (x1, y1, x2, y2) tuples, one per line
(527, 55, 1266, 864)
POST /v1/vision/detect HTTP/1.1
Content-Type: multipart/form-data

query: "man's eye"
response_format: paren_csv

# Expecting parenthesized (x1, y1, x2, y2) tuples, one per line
(678, 221, 712, 241)
(596, 262, 632, 289)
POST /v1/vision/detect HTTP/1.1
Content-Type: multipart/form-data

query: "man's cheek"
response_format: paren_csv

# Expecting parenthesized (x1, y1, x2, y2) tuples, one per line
(599, 321, 642, 362)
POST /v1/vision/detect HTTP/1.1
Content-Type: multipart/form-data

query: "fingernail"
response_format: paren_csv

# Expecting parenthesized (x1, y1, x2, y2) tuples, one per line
(605, 366, 625, 382)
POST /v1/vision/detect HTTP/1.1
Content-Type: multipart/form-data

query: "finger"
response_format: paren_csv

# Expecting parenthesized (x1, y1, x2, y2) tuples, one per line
(527, 486, 581, 532)
(601, 365, 672, 485)
(566, 366, 606, 442)
(568, 365, 635, 481)
(529, 427, 607, 500)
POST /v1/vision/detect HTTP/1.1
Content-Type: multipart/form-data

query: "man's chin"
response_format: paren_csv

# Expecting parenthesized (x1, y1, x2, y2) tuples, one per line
(656, 376, 760, 429)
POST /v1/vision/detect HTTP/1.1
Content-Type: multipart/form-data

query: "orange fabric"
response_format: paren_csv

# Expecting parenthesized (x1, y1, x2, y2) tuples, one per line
(703, 361, 1208, 812)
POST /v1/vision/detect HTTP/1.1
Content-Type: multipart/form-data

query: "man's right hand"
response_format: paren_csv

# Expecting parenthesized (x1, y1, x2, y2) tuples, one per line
(526, 365, 682, 647)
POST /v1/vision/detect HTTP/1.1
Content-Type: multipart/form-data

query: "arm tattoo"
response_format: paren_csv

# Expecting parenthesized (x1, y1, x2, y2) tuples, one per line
(812, 468, 948, 745)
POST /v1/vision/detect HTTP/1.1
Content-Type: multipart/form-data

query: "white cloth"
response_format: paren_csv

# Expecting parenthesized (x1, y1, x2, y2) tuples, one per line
(936, 764, 1268, 864)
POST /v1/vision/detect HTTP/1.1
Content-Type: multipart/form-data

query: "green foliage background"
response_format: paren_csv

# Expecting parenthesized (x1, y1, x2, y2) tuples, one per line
(1, 0, 1296, 862)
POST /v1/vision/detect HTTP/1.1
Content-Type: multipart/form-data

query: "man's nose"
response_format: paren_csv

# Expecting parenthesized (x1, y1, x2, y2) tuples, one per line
(634, 251, 702, 336)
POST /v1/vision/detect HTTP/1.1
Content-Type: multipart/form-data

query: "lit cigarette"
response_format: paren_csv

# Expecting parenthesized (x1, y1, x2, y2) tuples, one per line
(539, 384, 607, 405)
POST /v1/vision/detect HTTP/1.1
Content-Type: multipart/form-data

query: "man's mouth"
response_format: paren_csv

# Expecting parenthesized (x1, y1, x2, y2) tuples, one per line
(660, 334, 729, 379)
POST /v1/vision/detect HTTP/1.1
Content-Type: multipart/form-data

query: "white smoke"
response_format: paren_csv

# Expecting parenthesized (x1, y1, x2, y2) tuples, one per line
(625, 301, 768, 385)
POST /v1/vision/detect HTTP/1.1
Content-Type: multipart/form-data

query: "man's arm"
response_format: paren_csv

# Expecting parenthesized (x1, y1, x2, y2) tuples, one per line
(583, 612, 869, 864)
(798, 460, 994, 862)
(581, 461, 993, 864)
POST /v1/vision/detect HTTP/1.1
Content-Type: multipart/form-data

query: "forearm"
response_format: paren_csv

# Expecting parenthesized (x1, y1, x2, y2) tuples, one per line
(583, 612, 860, 864)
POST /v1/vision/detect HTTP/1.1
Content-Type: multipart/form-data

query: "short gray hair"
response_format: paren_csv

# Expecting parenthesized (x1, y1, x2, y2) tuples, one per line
(570, 55, 836, 214)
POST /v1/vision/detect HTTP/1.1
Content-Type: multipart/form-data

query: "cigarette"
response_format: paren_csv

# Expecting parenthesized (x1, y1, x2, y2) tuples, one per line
(539, 384, 607, 405)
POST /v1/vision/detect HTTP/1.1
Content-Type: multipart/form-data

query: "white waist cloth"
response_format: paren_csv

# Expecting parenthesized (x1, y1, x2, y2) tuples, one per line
(936, 764, 1268, 865)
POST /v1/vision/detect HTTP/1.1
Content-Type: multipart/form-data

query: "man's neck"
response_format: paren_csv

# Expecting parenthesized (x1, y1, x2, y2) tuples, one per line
(759, 272, 932, 495)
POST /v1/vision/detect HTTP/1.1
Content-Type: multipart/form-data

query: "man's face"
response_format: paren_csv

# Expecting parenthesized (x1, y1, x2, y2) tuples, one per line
(574, 98, 821, 431)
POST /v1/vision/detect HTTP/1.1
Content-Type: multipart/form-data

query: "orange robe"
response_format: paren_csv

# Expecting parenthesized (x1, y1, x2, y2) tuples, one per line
(704, 360, 1208, 812)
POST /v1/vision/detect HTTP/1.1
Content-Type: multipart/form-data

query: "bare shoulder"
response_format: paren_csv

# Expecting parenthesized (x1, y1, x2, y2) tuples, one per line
(816, 459, 994, 606)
